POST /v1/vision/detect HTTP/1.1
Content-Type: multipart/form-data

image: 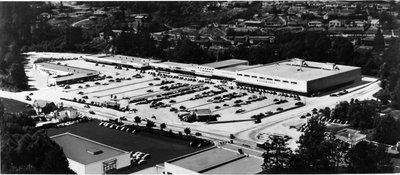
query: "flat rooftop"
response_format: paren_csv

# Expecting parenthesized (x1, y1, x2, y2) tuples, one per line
(201, 59, 248, 69)
(167, 146, 262, 174)
(238, 59, 360, 81)
(36, 62, 98, 74)
(160, 61, 198, 68)
(221, 64, 263, 72)
(51, 133, 128, 165)
(90, 54, 161, 64)
(36, 62, 99, 82)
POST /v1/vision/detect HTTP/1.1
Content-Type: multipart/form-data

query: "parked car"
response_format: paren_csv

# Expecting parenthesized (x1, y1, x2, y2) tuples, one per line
(89, 111, 95, 114)
(236, 109, 245, 113)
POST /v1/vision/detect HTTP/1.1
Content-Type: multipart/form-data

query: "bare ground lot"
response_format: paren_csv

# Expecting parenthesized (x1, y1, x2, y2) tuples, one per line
(47, 120, 207, 174)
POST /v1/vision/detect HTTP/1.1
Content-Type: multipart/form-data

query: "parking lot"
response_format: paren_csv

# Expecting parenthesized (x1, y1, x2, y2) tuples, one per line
(60, 59, 303, 124)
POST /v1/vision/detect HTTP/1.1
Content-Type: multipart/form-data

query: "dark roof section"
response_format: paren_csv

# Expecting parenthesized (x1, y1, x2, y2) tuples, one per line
(51, 133, 128, 165)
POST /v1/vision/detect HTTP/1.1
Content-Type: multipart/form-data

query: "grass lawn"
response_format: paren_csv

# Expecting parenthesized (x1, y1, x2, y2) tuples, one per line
(0, 97, 32, 113)
(47, 120, 208, 174)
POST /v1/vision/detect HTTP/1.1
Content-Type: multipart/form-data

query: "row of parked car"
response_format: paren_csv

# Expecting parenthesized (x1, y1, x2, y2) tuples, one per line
(232, 95, 267, 107)
(55, 116, 92, 128)
(189, 88, 227, 101)
(99, 121, 138, 133)
(160, 82, 190, 91)
(130, 151, 151, 165)
(207, 92, 248, 103)
(136, 85, 206, 105)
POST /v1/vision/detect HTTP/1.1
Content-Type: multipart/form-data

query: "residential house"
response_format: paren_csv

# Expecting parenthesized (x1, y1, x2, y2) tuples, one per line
(335, 128, 366, 147)
(354, 20, 366, 28)
(329, 20, 342, 28)
(54, 107, 78, 120)
(308, 20, 323, 28)
(370, 19, 381, 29)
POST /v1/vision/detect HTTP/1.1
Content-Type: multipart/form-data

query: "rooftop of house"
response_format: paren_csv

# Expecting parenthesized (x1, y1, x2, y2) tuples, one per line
(237, 59, 360, 82)
(51, 133, 128, 165)
(335, 128, 367, 143)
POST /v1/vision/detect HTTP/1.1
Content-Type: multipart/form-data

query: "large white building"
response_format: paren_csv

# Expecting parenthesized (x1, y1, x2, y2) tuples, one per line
(51, 133, 131, 174)
(150, 61, 198, 74)
(83, 54, 161, 69)
(196, 59, 249, 77)
(235, 59, 361, 94)
(35, 62, 100, 86)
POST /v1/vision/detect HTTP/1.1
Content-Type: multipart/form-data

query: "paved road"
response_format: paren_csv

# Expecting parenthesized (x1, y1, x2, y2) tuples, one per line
(235, 80, 381, 145)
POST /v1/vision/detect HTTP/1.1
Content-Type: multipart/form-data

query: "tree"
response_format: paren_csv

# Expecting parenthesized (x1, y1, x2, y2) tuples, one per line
(347, 141, 393, 173)
(372, 114, 400, 145)
(260, 135, 292, 173)
(134, 116, 141, 126)
(373, 30, 385, 53)
(160, 122, 166, 130)
(184, 127, 191, 135)
(8, 63, 28, 90)
(146, 120, 155, 130)
(390, 79, 400, 109)
(293, 116, 343, 173)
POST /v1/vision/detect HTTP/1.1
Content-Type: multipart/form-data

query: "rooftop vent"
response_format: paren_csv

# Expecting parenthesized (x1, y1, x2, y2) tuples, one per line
(87, 148, 103, 155)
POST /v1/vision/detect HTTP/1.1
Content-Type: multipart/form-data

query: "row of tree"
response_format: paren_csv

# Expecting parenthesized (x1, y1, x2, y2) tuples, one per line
(261, 116, 393, 174)
(0, 2, 32, 91)
(376, 38, 400, 109)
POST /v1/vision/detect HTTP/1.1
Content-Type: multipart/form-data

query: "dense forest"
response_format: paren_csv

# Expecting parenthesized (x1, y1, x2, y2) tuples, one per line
(0, 3, 36, 91)
(0, 102, 74, 173)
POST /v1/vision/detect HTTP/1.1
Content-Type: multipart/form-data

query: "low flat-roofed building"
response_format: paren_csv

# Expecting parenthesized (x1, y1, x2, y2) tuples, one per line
(164, 146, 263, 174)
(197, 59, 249, 77)
(236, 58, 361, 94)
(51, 133, 130, 174)
(150, 61, 198, 74)
(214, 64, 263, 80)
(35, 62, 100, 86)
(335, 128, 366, 146)
(190, 109, 214, 121)
(83, 54, 161, 69)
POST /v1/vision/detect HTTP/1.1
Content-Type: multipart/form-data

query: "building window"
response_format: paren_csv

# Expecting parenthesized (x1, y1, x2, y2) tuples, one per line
(167, 172, 172, 175)
(267, 78, 273, 80)
(251, 76, 257, 78)
(274, 79, 280, 82)
(260, 77, 265, 80)
(244, 74, 250, 77)
(237, 74, 243, 76)
(291, 81, 297, 84)
(103, 159, 117, 173)
(283, 80, 289, 83)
